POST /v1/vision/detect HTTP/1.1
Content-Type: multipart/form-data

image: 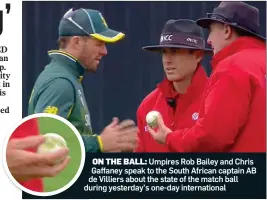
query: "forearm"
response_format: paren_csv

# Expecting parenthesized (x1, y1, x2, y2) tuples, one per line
(165, 121, 208, 152)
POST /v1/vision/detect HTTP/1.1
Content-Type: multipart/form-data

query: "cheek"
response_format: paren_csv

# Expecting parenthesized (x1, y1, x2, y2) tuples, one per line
(162, 54, 167, 62)
(84, 48, 95, 60)
(210, 30, 220, 42)
(211, 31, 222, 46)
(175, 57, 195, 73)
(210, 32, 216, 42)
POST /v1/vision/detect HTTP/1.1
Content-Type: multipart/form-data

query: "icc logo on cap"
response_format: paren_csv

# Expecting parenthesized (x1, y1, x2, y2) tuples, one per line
(160, 34, 173, 42)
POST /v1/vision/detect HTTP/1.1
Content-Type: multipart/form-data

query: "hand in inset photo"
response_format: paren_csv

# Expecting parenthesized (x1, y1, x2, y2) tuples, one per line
(4, 114, 85, 196)
(7, 135, 70, 182)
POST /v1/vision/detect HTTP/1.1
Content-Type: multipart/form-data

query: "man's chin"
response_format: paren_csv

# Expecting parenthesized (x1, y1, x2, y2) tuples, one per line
(84, 64, 99, 72)
(85, 68, 96, 72)
(166, 75, 183, 82)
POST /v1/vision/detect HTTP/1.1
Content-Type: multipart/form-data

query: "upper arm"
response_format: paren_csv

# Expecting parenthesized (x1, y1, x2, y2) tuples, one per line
(202, 68, 251, 137)
(34, 78, 75, 119)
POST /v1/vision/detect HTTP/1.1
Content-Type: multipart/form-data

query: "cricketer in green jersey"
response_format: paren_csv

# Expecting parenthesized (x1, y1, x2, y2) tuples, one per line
(28, 8, 138, 153)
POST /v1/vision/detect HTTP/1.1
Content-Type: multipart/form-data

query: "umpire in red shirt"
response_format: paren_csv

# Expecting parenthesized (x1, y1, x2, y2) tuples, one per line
(135, 19, 211, 152)
(149, 2, 266, 152)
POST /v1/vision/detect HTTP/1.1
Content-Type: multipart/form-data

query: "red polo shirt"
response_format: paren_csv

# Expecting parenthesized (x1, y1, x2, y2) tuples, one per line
(135, 65, 208, 152)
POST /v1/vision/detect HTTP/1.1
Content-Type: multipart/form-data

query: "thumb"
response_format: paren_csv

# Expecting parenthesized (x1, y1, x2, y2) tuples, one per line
(11, 135, 45, 150)
(37, 148, 69, 165)
(157, 114, 166, 129)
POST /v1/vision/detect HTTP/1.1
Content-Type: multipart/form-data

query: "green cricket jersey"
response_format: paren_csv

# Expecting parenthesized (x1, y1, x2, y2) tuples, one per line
(28, 50, 102, 152)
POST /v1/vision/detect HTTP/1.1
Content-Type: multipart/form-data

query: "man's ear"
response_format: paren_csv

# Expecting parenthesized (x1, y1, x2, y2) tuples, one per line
(224, 24, 234, 40)
(69, 36, 81, 50)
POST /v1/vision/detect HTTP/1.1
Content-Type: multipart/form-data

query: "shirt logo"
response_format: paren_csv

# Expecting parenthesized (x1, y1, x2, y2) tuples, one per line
(192, 112, 199, 120)
(144, 126, 148, 132)
(78, 89, 85, 107)
(85, 114, 92, 131)
(77, 89, 92, 131)
(43, 106, 58, 114)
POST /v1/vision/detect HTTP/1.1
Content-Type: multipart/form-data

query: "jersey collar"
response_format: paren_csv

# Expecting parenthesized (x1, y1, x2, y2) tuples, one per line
(211, 37, 265, 70)
(48, 50, 85, 81)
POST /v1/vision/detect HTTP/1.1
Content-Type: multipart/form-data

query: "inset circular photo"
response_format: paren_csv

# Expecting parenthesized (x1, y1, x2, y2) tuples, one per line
(2, 113, 85, 197)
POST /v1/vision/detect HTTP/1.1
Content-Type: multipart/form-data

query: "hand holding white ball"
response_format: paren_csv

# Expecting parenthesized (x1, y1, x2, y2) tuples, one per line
(146, 110, 160, 128)
(37, 133, 68, 165)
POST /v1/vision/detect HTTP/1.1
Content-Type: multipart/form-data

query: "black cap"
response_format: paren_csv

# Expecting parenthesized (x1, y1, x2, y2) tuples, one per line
(142, 19, 212, 52)
(196, 1, 265, 40)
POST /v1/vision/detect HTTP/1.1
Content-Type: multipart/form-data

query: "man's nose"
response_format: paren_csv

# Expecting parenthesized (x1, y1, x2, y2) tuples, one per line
(163, 52, 173, 60)
(101, 45, 108, 56)
(207, 35, 212, 45)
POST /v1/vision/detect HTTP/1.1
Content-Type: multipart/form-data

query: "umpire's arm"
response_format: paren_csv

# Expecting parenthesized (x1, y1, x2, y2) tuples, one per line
(33, 78, 102, 153)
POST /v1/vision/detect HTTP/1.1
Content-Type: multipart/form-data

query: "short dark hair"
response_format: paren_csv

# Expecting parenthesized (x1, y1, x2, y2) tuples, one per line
(57, 36, 72, 49)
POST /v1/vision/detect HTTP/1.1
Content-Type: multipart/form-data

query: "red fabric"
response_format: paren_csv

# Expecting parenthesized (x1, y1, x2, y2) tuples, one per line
(10, 118, 44, 192)
(135, 65, 208, 152)
(165, 37, 266, 152)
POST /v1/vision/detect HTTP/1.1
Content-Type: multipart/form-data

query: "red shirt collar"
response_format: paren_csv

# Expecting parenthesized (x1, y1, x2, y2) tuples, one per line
(157, 64, 208, 99)
(211, 36, 265, 69)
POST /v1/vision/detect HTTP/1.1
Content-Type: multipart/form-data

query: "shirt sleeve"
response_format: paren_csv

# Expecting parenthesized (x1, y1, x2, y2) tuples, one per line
(165, 68, 251, 152)
(34, 78, 75, 118)
(34, 78, 103, 153)
(82, 135, 102, 153)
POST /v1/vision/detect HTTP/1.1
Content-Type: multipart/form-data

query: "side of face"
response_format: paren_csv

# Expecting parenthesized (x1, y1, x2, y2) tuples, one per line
(207, 22, 233, 54)
(162, 48, 203, 82)
(70, 36, 108, 72)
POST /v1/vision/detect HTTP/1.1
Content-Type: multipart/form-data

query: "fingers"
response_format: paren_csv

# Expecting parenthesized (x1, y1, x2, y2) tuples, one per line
(11, 135, 45, 150)
(118, 133, 139, 152)
(105, 118, 136, 132)
(122, 126, 138, 135)
(118, 120, 136, 130)
(46, 156, 71, 177)
(35, 148, 69, 165)
(157, 114, 165, 129)
(120, 130, 138, 143)
(28, 156, 71, 179)
(147, 126, 157, 140)
(119, 142, 137, 152)
(107, 117, 119, 128)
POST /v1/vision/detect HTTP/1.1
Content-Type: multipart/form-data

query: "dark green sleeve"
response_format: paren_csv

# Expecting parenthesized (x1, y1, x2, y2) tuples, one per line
(82, 135, 102, 153)
(34, 78, 74, 118)
(34, 78, 101, 153)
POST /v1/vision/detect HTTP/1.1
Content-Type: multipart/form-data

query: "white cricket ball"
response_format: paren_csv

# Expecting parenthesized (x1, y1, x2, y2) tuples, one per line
(146, 110, 160, 128)
(37, 133, 68, 164)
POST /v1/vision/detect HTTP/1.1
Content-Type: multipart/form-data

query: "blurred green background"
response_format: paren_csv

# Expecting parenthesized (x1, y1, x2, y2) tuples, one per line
(38, 117, 82, 192)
